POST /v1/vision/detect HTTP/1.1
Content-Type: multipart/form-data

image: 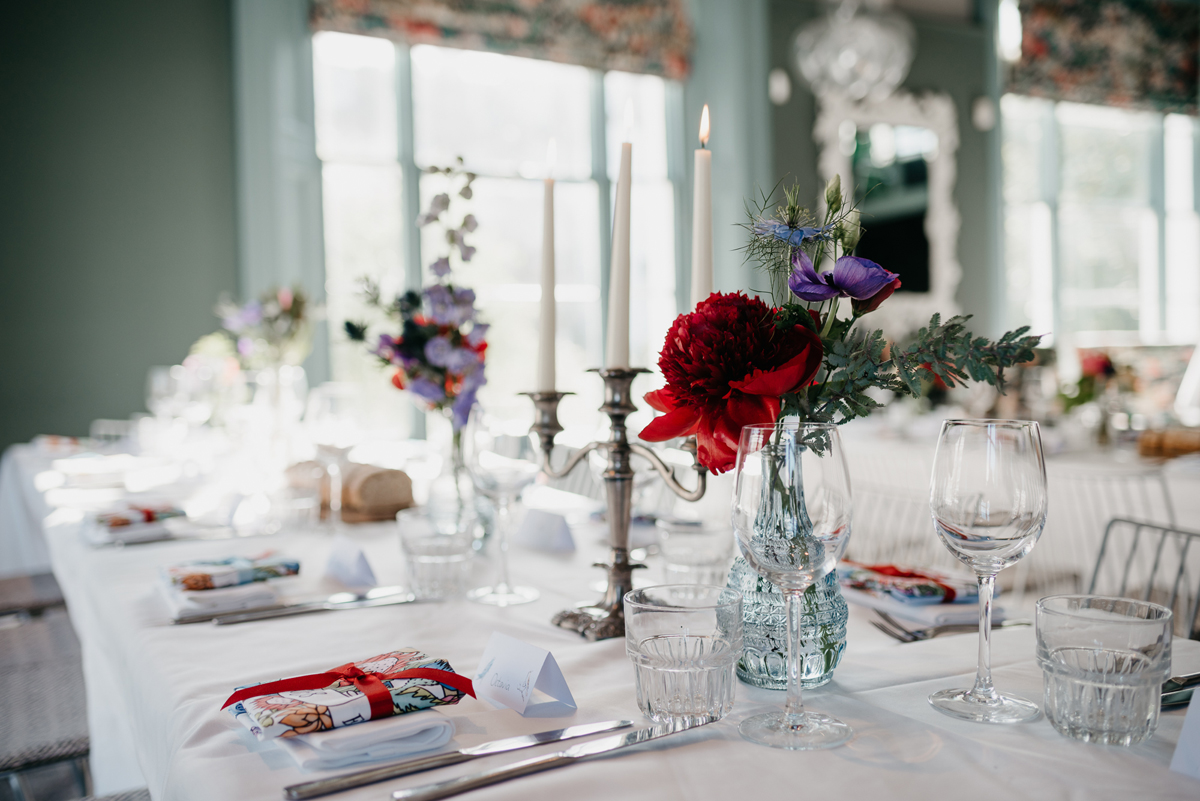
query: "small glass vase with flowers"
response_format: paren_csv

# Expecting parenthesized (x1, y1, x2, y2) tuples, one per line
(638, 177, 1042, 689)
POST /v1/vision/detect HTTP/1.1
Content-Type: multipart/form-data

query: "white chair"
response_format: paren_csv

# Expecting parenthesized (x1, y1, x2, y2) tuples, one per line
(1088, 517, 1200, 640)
(1021, 459, 1177, 598)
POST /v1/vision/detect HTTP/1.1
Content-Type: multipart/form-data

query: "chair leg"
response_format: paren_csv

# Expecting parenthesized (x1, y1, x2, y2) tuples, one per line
(11, 770, 31, 801)
(72, 756, 93, 797)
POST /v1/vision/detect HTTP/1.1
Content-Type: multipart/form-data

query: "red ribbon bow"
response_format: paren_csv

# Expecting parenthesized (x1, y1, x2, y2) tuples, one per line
(859, 563, 959, 603)
(221, 662, 475, 721)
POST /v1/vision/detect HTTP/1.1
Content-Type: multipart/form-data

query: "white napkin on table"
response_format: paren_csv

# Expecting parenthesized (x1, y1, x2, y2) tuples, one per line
(274, 710, 456, 771)
(156, 577, 279, 621)
(843, 587, 1004, 627)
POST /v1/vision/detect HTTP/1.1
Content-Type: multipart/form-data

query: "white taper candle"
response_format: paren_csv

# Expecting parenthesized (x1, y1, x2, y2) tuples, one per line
(690, 105, 713, 307)
(606, 142, 632, 369)
(537, 176, 556, 391)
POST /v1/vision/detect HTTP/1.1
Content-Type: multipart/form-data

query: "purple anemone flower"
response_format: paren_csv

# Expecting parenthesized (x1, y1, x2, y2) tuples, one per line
(754, 220, 833, 247)
(788, 251, 899, 303)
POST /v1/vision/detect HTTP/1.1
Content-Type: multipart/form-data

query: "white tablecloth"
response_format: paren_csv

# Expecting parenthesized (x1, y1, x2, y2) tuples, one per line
(0, 445, 55, 577)
(40, 509, 1200, 801)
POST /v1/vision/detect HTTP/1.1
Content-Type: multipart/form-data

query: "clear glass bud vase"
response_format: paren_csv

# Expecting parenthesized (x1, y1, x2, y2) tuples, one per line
(726, 555, 848, 689)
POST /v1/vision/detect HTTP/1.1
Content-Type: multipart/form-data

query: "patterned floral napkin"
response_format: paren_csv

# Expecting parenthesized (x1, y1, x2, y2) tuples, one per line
(838, 561, 980, 605)
(164, 552, 299, 590)
(228, 649, 470, 741)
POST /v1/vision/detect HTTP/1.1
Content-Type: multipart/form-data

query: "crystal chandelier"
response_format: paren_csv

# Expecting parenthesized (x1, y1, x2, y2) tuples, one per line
(793, 0, 915, 102)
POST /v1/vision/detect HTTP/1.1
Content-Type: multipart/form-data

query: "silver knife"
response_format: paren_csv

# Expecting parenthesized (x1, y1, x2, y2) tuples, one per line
(171, 587, 418, 626)
(282, 719, 634, 800)
(391, 719, 713, 801)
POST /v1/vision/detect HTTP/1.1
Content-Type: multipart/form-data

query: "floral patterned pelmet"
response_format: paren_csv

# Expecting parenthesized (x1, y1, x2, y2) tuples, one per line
(310, 0, 692, 79)
(1009, 0, 1198, 115)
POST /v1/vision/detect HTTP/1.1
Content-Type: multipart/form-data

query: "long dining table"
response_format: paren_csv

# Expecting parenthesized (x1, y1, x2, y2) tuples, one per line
(34, 489, 1200, 801)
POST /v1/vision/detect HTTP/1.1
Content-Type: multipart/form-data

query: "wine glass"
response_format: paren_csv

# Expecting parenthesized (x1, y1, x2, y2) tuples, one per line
(928, 419, 1047, 723)
(462, 406, 540, 606)
(732, 421, 853, 750)
(304, 383, 362, 527)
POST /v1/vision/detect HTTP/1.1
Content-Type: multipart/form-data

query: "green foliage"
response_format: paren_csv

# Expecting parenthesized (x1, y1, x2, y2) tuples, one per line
(743, 179, 1043, 427)
(778, 313, 1041, 428)
(891, 315, 1040, 395)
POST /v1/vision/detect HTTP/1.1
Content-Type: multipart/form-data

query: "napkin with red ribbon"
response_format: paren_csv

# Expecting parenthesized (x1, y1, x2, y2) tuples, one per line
(223, 649, 475, 741)
(837, 561, 980, 605)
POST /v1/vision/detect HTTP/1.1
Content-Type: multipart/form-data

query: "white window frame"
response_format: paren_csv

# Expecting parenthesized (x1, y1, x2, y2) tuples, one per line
(1002, 95, 1200, 347)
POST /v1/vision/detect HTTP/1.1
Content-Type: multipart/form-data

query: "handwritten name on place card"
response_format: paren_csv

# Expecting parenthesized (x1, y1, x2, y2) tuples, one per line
(474, 632, 576, 717)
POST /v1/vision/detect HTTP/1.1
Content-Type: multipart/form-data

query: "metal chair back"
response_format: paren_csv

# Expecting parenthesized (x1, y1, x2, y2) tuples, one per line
(1088, 517, 1200, 640)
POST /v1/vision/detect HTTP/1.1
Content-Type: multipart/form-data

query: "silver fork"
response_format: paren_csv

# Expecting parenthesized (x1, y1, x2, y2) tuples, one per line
(872, 610, 1031, 642)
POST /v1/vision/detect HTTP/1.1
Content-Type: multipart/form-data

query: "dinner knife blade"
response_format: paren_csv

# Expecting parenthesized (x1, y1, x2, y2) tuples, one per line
(390, 719, 714, 801)
(211, 588, 417, 625)
(282, 720, 633, 800)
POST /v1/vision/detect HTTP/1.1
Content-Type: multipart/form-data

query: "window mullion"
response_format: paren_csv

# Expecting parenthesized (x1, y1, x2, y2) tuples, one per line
(1043, 102, 1061, 345)
(395, 42, 425, 437)
(590, 70, 611, 358)
(1148, 114, 1166, 342)
(664, 81, 689, 316)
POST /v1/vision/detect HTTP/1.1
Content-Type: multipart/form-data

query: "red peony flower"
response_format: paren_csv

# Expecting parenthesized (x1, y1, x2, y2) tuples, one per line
(639, 292, 823, 474)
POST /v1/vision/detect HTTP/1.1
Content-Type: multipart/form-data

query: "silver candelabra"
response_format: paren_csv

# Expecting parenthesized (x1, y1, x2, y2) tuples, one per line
(523, 367, 707, 641)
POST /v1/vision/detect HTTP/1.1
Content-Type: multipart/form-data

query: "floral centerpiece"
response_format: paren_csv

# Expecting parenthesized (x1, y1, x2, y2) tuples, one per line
(346, 159, 487, 432)
(640, 177, 1040, 471)
(639, 178, 1041, 691)
(215, 286, 314, 370)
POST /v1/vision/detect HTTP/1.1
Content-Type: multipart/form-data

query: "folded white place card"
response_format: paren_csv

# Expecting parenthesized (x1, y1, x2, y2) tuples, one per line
(474, 632, 576, 717)
(324, 536, 378, 588)
(513, 509, 575, 553)
(1170, 696, 1200, 780)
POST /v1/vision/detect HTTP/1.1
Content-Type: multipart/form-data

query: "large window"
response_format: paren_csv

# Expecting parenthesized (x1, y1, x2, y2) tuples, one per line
(312, 32, 680, 433)
(1002, 95, 1200, 348)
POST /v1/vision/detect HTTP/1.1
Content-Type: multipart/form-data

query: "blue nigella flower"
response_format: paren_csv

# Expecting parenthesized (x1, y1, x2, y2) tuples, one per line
(753, 220, 834, 247)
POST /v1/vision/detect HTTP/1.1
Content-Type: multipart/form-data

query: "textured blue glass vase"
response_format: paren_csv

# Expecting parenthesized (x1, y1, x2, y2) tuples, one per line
(726, 556, 848, 689)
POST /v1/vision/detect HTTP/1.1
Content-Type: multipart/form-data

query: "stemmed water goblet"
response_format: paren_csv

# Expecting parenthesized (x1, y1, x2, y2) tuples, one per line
(462, 406, 540, 606)
(732, 421, 853, 749)
(928, 419, 1047, 723)
(304, 383, 362, 527)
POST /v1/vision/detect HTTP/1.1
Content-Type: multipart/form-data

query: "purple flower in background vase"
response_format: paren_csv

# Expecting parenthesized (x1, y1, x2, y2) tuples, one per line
(788, 251, 899, 304)
(237, 337, 254, 357)
(373, 334, 397, 362)
(223, 300, 263, 333)
(416, 193, 450, 227)
(461, 214, 477, 232)
(466, 323, 489, 348)
(408, 377, 445, 405)
(444, 347, 480, 374)
(430, 257, 451, 278)
(452, 231, 476, 262)
(424, 336, 455, 368)
(424, 285, 454, 325)
(451, 368, 486, 430)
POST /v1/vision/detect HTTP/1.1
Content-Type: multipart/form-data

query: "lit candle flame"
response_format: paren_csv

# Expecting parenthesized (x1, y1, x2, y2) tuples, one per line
(699, 104, 710, 148)
(545, 138, 557, 178)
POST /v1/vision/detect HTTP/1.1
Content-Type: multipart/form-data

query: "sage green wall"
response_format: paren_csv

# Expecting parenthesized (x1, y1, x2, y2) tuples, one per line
(769, 2, 1002, 335)
(0, 0, 239, 451)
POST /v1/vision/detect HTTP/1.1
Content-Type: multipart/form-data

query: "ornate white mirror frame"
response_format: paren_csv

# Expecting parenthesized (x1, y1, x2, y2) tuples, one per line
(814, 90, 962, 336)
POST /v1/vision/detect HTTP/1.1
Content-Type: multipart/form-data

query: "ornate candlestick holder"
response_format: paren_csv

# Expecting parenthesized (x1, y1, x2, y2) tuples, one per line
(523, 367, 706, 641)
